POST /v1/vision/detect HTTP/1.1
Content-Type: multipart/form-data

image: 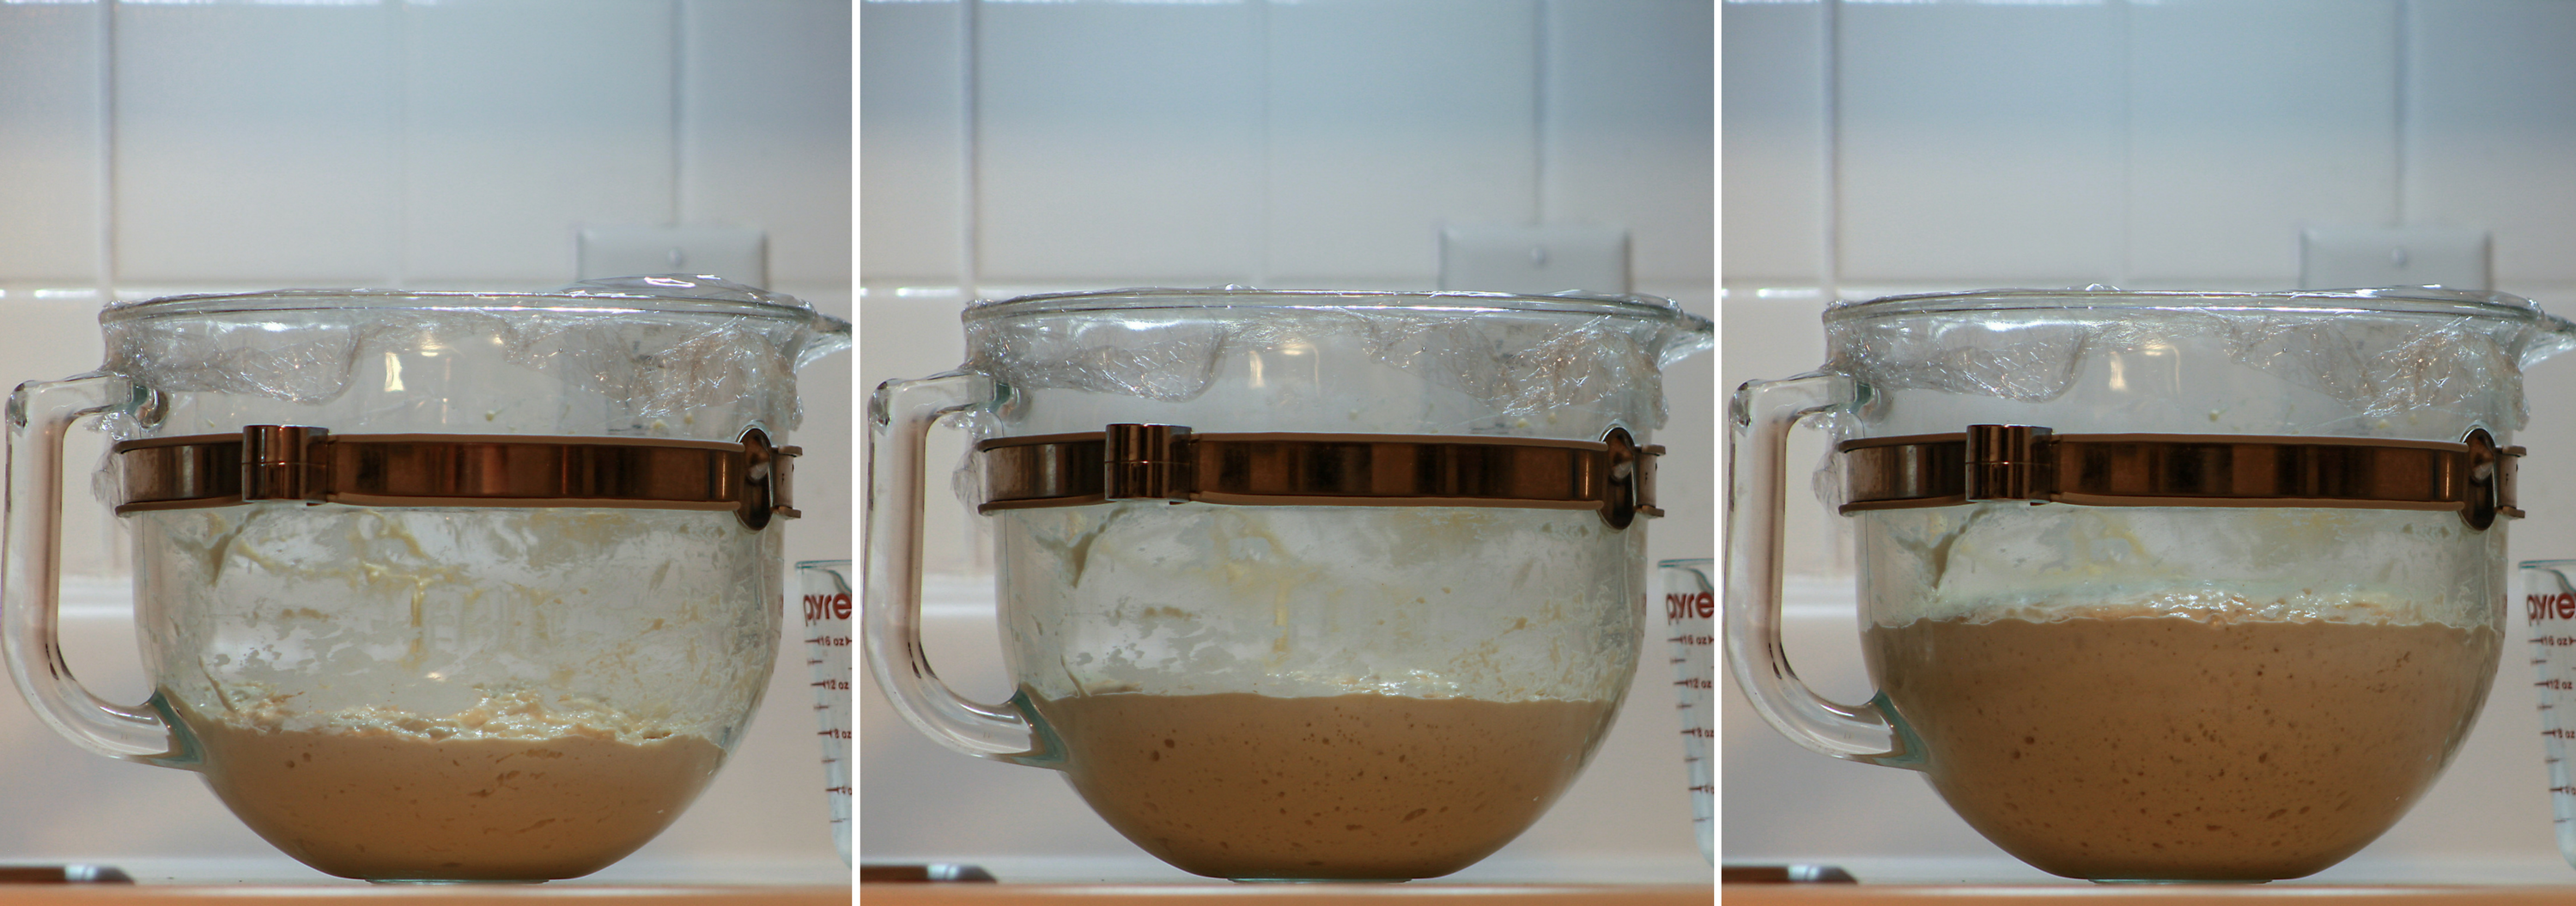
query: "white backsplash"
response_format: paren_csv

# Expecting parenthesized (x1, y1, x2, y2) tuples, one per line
(1723, 0, 2576, 295)
(862, 0, 1713, 294)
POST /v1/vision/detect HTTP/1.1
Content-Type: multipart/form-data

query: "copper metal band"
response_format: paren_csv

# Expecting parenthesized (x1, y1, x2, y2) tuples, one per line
(977, 425, 1663, 529)
(1839, 425, 2521, 530)
(113, 426, 801, 530)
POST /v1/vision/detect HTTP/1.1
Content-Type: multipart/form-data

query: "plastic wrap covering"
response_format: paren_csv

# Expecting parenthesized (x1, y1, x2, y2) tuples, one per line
(958, 288, 1712, 441)
(97, 276, 852, 443)
(1822, 288, 2576, 440)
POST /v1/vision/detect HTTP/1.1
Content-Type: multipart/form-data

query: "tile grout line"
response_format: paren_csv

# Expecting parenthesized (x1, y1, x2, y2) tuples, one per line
(671, 0, 689, 228)
(2115, 0, 2132, 289)
(391, 0, 409, 288)
(1820, 0, 1839, 304)
(2393, 0, 2411, 226)
(96, 0, 117, 300)
(1718, 31, 1733, 306)
(958, 0, 980, 302)
(1253, 0, 1271, 289)
(1533, 0, 1549, 226)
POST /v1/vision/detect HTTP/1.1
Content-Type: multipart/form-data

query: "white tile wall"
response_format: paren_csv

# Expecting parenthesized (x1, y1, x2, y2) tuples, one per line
(115, 3, 406, 285)
(1837, 1, 2127, 286)
(2408, 0, 2576, 285)
(974, 2, 1267, 286)
(1717, 0, 1825, 288)
(8, 0, 849, 296)
(864, 0, 1714, 294)
(685, 0, 854, 288)
(1724, 0, 2576, 298)
(857, 0, 1716, 879)
(2126, 0, 2400, 285)
(1265, 0, 1540, 287)
(0, 3, 105, 289)
(1544, 0, 1715, 289)
(402, 0, 678, 286)
(0, 0, 850, 877)
(1724, 0, 2576, 877)
(855, 0, 964, 287)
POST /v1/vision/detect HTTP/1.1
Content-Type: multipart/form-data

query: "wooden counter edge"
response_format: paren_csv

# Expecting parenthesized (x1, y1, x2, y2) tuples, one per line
(0, 885, 852, 904)
(855, 882, 1712, 904)
(1719, 885, 2576, 904)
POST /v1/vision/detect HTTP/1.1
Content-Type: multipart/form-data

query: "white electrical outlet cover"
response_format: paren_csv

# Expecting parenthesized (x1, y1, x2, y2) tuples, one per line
(1438, 223, 1630, 295)
(576, 224, 769, 289)
(2299, 224, 2489, 292)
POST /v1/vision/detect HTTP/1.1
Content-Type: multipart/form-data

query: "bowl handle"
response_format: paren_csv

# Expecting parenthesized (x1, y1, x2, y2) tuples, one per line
(1724, 372, 1919, 769)
(861, 371, 1048, 764)
(3, 373, 178, 763)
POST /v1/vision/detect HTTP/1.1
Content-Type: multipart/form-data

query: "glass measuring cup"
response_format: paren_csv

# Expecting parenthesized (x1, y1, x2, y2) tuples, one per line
(799, 559, 854, 866)
(866, 289, 1711, 881)
(1658, 557, 1715, 865)
(2522, 559, 2576, 869)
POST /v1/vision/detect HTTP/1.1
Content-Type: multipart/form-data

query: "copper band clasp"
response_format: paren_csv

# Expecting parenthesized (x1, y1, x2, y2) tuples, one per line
(114, 426, 801, 530)
(1841, 424, 2524, 530)
(978, 425, 1664, 529)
